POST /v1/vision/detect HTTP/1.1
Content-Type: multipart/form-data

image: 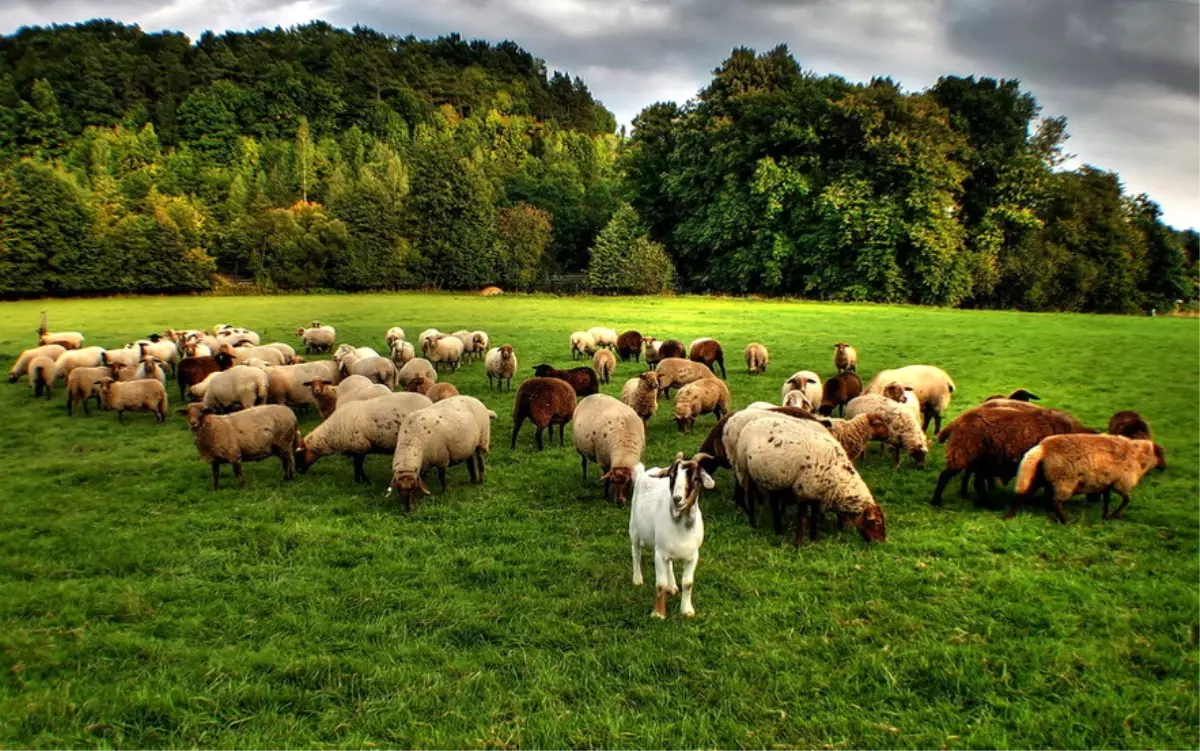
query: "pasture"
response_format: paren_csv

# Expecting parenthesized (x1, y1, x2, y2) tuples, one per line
(0, 293, 1197, 749)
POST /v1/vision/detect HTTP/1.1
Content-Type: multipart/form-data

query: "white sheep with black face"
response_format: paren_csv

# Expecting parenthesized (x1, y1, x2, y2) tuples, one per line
(628, 452, 715, 619)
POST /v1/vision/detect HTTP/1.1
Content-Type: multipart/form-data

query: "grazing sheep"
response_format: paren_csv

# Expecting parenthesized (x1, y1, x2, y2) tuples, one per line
(827, 413, 891, 462)
(101, 347, 141, 372)
(573, 394, 646, 504)
(397, 358, 438, 388)
(657, 339, 686, 361)
(385, 327, 406, 347)
(8, 344, 66, 382)
(844, 394, 929, 470)
(588, 327, 618, 350)
(593, 349, 617, 384)
(341, 355, 398, 389)
(485, 345, 518, 391)
(673, 378, 731, 432)
(617, 331, 644, 362)
(570, 331, 597, 360)
(262, 342, 298, 363)
(744, 343, 769, 375)
(390, 340, 416, 369)
(27, 355, 56, 398)
(629, 452, 714, 618)
(654, 358, 715, 399)
(303, 376, 385, 419)
(53, 347, 107, 384)
(427, 382, 460, 402)
(388, 396, 496, 510)
(1014, 434, 1166, 523)
(868, 365, 956, 433)
(66, 365, 117, 415)
(531, 364, 600, 397)
(688, 338, 727, 379)
(94, 377, 168, 424)
(427, 334, 465, 372)
(202, 365, 269, 413)
(620, 371, 660, 425)
(1108, 410, 1152, 440)
(511, 377, 577, 450)
(405, 376, 434, 395)
(36, 313, 84, 350)
(880, 381, 922, 423)
(296, 325, 336, 354)
(223, 343, 287, 367)
(781, 370, 822, 410)
(334, 344, 382, 365)
(264, 360, 341, 409)
(184, 403, 299, 490)
(818, 372, 863, 417)
(643, 337, 663, 369)
(296, 392, 433, 482)
(738, 416, 886, 545)
(833, 342, 858, 373)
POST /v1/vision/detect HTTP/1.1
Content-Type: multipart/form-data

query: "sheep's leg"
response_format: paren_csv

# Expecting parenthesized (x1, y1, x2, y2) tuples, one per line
(352, 454, 368, 483)
(1106, 491, 1131, 520)
(1004, 494, 1022, 519)
(809, 504, 821, 542)
(921, 407, 933, 433)
(558, 423, 565, 447)
(211, 462, 222, 491)
(282, 450, 294, 481)
(959, 471, 972, 498)
(931, 468, 960, 506)
(475, 449, 486, 483)
(488, 374, 494, 390)
(117, 410, 125, 424)
(794, 505, 808, 547)
(770, 492, 785, 536)
(679, 554, 698, 617)
(510, 418, 524, 450)
(652, 551, 670, 619)
(436, 466, 447, 492)
(973, 473, 990, 505)
(534, 426, 544, 451)
(233, 462, 246, 489)
(933, 412, 942, 435)
(890, 445, 901, 471)
(631, 540, 644, 586)
(466, 457, 478, 484)
(1052, 497, 1070, 524)
(718, 360, 726, 379)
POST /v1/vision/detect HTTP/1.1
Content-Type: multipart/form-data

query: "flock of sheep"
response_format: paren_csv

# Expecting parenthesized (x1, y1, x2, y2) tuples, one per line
(9, 315, 1168, 619)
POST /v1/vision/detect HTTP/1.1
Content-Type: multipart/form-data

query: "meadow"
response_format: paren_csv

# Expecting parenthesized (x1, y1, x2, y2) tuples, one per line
(0, 293, 1197, 750)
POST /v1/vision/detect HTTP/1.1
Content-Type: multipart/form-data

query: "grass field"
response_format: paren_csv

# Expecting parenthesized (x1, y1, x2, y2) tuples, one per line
(0, 293, 1197, 750)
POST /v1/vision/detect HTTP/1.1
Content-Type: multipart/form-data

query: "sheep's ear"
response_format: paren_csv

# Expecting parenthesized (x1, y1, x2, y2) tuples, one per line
(301, 380, 312, 387)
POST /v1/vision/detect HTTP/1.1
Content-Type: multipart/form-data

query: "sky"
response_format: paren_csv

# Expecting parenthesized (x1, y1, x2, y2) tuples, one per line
(2, 0, 1197, 228)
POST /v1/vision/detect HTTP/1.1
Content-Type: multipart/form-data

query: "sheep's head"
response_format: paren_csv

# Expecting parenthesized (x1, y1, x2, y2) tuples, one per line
(1007, 388, 1040, 402)
(304, 378, 331, 396)
(650, 452, 715, 522)
(532, 364, 555, 378)
(92, 377, 115, 406)
(601, 467, 634, 505)
(295, 327, 306, 337)
(310, 320, 322, 328)
(406, 376, 433, 395)
(908, 441, 929, 469)
(637, 371, 659, 390)
(183, 403, 215, 430)
(866, 413, 890, 441)
(881, 382, 906, 402)
(674, 412, 694, 433)
(783, 391, 812, 411)
(845, 504, 887, 543)
(834, 342, 849, 353)
(499, 344, 513, 361)
(214, 352, 236, 370)
(387, 471, 430, 510)
(473, 333, 487, 348)
(294, 438, 321, 474)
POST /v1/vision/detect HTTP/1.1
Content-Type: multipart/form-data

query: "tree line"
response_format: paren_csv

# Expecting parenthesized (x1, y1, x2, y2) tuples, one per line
(0, 22, 1193, 312)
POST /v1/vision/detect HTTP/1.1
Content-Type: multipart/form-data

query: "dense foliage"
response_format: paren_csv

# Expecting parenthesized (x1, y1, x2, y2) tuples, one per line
(0, 24, 1192, 311)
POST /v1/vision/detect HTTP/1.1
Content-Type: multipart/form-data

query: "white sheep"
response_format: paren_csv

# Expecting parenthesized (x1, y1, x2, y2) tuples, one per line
(450, 330, 476, 361)
(471, 331, 490, 361)
(744, 342, 769, 375)
(484, 345, 518, 391)
(388, 396, 497, 510)
(8, 344, 66, 382)
(834, 342, 858, 373)
(397, 358, 438, 387)
(27, 355, 56, 398)
(390, 340, 416, 369)
(587, 327, 618, 350)
(781, 370, 822, 409)
(53, 346, 106, 383)
(263, 342, 298, 362)
(341, 355, 398, 389)
(844, 393, 930, 470)
(427, 335, 464, 372)
(867, 364, 956, 433)
(183, 403, 300, 490)
(629, 452, 714, 619)
(295, 392, 433, 482)
(569, 331, 597, 360)
(418, 329, 441, 355)
(296, 325, 336, 354)
(385, 327, 406, 347)
(264, 361, 341, 408)
(620, 371, 660, 425)
(94, 376, 169, 424)
(202, 365, 269, 413)
(573, 394, 646, 504)
(66, 365, 114, 415)
(37, 313, 84, 349)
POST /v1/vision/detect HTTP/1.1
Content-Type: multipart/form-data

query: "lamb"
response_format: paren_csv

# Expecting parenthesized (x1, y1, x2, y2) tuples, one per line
(202, 365, 269, 413)
(8, 344, 66, 382)
(593, 349, 617, 384)
(485, 345, 518, 391)
(654, 358, 715, 399)
(427, 334, 465, 372)
(427, 382, 460, 402)
(617, 330, 644, 362)
(531, 364, 600, 397)
(52, 347, 106, 383)
(295, 324, 336, 354)
(573, 394, 646, 504)
(397, 358, 438, 388)
(264, 361, 342, 408)
(867, 365, 956, 433)
(844, 394, 929, 470)
(177, 353, 235, 401)
(1014, 434, 1166, 523)
(620, 371, 660, 425)
(183, 403, 299, 490)
(388, 396, 496, 510)
(781, 370, 822, 410)
(385, 327, 406, 347)
(66, 365, 117, 415)
(744, 343, 769, 375)
(688, 337, 727, 379)
(390, 340, 416, 369)
(296, 392, 433, 483)
(587, 327, 618, 350)
(1108, 410, 1152, 440)
(657, 339, 686, 361)
(570, 330, 597, 360)
(341, 355, 398, 389)
(628, 452, 715, 618)
(818, 372, 863, 416)
(833, 342, 858, 373)
(827, 413, 891, 462)
(94, 377, 169, 424)
(738, 416, 886, 545)
(511, 377, 577, 450)
(673, 378, 731, 432)
(36, 313, 84, 350)
(27, 355, 56, 398)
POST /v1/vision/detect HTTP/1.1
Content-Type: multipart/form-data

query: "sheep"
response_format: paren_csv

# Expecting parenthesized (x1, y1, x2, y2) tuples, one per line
(1108, 410, 1152, 440)
(202, 365, 269, 413)
(36, 313, 84, 350)
(66, 365, 117, 415)
(654, 358, 715, 399)
(657, 339, 686, 361)
(782, 390, 815, 411)
(305, 378, 342, 419)
(8, 344, 66, 382)
(531, 364, 600, 398)
(450, 330, 476, 361)
(263, 342, 298, 363)
(617, 330, 644, 362)
(334, 344, 381, 365)
(183, 403, 299, 490)
(930, 404, 1096, 507)
(305, 375, 389, 418)
(620, 371, 660, 425)
(827, 413, 891, 462)
(1014, 434, 1166, 523)
(844, 394, 929, 470)
(295, 325, 336, 354)
(216, 327, 260, 346)
(781, 370, 822, 409)
(588, 327, 618, 350)
(296, 392, 433, 483)
(398, 358, 438, 388)
(123, 356, 169, 386)
(628, 452, 714, 618)
(673, 378, 731, 432)
(688, 338, 727, 379)
(985, 389, 1041, 403)
(573, 394, 646, 504)
(833, 342, 858, 373)
(427, 382, 460, 402)
(182, 340, 213, 358)
(406, 376, 434, 395)
(388, 396, 496, 510)
(867, 365, 956, 433)
(187, 372, 220, 401)
(880, 381, 922, 423)
(818, 372, 863, 417)
(471, 331, 490, 362)
(134, 338, 180, 371)
(94, 377, 168, 424)
(737, 416, 886, 545)
(485, 345, 518, 391)
(177, 353, 235, 401)
(744, 343, 769, 375)
(341, 355, 398, 389)
(101, 347, 141, 371)
(52, 347, 106, 383)
(264, 361, 342, 408)
(511, 377, 576, 450)
(643, 337, 663, 369)
(570, 330, 597, 360)
(418, 329, 441, 355)
(427, 334, 465, 372)
(27, 355, 56, 398)
(385, 327, 406, 347)
(593, 349, 617, 384)
(390, 340, 416, 369)
(222, 343, 286, 367)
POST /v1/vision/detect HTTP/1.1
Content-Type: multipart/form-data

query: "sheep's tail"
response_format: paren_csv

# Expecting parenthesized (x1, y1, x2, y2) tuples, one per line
(1014, 444, 1045, 496)
(487, 410, 497, 421)
(946, 375, 956, 394)
(936, 423, 954, 444)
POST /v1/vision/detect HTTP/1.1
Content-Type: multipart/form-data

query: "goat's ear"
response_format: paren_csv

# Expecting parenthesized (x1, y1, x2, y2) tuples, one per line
(699, 470, 715, 490)
(647, 467, 672, 479)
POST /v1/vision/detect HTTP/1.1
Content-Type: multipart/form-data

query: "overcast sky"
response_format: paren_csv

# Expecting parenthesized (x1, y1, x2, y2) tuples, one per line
(2, 0, 1197, 228)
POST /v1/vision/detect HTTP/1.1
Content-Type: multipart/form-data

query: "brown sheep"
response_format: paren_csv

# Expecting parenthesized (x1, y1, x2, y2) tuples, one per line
(673, 378, 732, 432)
(833, 342, 858, 373)
(828, 413, 890, 462)
(531, 364, 599, 397)
(177, 353, 235, 401)
(593, 349, 616, 384)
(744, 343, 769, 375)
(184, 403, 299, 490)
(818, 372, 863, 416)
(306, 378, 339, 419)
(657, 339, 686, 361)
(617, 330, 644, 362)
(511, 377, 577, 450)
(620, 371, 659, 425)
(405, 376, 434, 395)
(1108, 410, 1152, 440)
(654, 358, 715, 399)
(688, 338, 726, 379)
(427, 382, 460, 402)
(95, 377, 169, 424)
(985, 389, 1041, 403)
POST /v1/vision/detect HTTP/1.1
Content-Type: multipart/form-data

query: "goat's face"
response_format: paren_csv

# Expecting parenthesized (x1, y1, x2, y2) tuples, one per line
(848, 505, 887, 543)
(602, 467, 634, 504)
(653, 452, 715, 519)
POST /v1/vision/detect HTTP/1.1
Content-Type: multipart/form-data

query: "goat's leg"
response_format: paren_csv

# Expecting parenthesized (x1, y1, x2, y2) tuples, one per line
(631, 540, 643, 586)
(667, 560, 678, 595)
(679, 554, 699, 617)
(652, 551, 670, 619)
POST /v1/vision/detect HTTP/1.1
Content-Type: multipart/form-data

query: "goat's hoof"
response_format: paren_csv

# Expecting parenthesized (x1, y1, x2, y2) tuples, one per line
(681, 610, 696, 618)
(632, 576, 644, 587)
(650, 610, 666, 620)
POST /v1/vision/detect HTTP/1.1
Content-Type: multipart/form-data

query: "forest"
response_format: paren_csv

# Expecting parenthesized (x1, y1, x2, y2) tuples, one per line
(0, 20, 1194, 312)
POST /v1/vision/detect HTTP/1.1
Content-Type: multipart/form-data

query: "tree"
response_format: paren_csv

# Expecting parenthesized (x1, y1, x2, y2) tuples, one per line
(496, 203, 552, 289)
(294, 116, 314, 202)
(587, 204, 675, 294)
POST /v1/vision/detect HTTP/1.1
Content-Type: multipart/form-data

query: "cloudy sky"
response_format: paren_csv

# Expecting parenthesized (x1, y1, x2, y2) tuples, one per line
(2, 0, 1197, 228)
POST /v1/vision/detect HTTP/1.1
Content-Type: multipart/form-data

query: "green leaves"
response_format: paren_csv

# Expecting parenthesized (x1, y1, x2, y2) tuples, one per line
(587, 204, 676, 294)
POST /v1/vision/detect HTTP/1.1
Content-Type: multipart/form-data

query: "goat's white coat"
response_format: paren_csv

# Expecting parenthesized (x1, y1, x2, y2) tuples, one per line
(628, 461, 712, 618)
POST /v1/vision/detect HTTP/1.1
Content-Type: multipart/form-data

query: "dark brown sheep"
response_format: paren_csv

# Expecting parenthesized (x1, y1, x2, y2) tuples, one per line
(617, 330, 644, 362)
(177, 352, 234, 401)
(985, 388, 1041, 402)
(405, 376, 434, 395)
(688, 338, 726, 379)
(818, 372, 863, 416)
(532, 364, 599, 397)
(657, 339, 686, 361)
(1108, 410, 1152, 440)
(511, 377, 577, 450)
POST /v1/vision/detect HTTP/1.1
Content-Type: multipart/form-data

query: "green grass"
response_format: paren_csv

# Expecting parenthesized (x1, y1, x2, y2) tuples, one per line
(0, 293, 1197, 749)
